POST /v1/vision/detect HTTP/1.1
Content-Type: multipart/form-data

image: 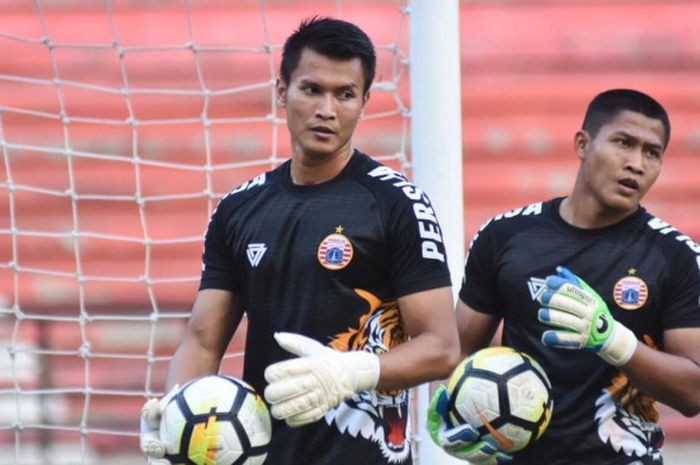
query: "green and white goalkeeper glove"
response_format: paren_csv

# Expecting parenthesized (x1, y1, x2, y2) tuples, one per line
(264, 332, 380, 427)
(139, 385, 179, 465)
(427, 385, 512, 464)
(537, 266, 638, 366)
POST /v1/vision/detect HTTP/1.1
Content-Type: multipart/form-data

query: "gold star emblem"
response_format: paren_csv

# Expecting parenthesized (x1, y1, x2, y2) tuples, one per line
(628, 268, 637, 275)
(335, 225, 344, 234)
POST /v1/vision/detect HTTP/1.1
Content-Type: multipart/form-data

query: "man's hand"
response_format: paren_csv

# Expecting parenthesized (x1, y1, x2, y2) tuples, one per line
(537, 266, 638, 366)
(427, 385, 512, 464)
(139, 385, 179, 465)
(264, 332, 380, 427)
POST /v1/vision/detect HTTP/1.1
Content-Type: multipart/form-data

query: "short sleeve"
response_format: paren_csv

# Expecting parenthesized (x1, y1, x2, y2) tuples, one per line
(385, 190, 451, 297)
(199, 203, 239, 292)
(459, 221, 503, 316)
(662, 250, 700, 329)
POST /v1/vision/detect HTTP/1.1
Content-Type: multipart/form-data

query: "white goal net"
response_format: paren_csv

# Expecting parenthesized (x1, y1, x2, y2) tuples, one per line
(0, 0, 431, 463)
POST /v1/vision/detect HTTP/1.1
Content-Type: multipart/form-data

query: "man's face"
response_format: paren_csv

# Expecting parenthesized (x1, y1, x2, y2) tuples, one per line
(276, 48, 368, 159)
(576, 109, 666, 212)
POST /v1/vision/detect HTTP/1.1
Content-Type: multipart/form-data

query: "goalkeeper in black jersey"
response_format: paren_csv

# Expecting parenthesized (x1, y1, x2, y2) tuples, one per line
(429, 89, 700, 465)
(139, 17, 460, 465)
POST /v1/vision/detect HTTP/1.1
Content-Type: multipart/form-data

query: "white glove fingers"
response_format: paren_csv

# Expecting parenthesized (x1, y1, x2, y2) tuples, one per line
(284, 407, 326, 427)
(545, 292, 593, 318)
(264, 373, 319, 404)
(440, 422, 480, 447)
(264, 358, 317, 383)
(269, 390, 323, 419)
(445, 441, 501, 465)
(541, 329, 585, 349)
(141, 398, 163, 429)
(139, 430, 166, 459)
(274, 332, 327, 357)
(265, 331, 381, 429)
(538, 308, 588, 333)
(148, 459, 173, 465)
(139, 386, 180, 462)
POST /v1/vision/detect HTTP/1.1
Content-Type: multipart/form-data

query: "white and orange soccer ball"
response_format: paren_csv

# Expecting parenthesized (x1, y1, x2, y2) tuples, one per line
(446, 346, 554, 453)
(160, 375, 272, 465)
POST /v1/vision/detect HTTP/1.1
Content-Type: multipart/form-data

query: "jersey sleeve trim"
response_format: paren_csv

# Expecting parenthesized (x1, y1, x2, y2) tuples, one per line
(393, 274, 452, 299)
(199, 276, 237, 292)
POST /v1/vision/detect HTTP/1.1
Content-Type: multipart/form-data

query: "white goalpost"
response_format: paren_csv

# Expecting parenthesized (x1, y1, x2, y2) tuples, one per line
(410, 1, 464, 463)
(0, 1, 462, 463)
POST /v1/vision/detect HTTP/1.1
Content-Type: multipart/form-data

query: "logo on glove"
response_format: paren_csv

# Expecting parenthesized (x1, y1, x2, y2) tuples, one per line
(565, 283, 595, 305)
(596, 314, 609, 333)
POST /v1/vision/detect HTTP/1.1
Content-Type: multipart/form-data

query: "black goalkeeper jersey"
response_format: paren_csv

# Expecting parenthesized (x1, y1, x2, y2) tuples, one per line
(460, 197, 700, 465)
(200, 150, 451, 465)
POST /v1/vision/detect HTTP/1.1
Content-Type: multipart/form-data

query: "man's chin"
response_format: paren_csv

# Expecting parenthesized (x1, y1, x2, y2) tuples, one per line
(297, 142, 348, 159)
(605, 195, 641, 216)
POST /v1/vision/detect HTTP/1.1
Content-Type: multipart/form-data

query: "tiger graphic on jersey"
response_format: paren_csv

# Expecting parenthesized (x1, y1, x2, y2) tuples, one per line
(324, 289, 411, 464)
(594, 336, 664, 461)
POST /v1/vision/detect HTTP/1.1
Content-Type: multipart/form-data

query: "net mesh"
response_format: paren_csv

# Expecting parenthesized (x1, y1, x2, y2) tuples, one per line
(0, 1, 411, 462)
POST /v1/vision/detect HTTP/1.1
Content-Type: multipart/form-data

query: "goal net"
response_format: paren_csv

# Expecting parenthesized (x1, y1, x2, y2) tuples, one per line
(0, 0, 445, 463)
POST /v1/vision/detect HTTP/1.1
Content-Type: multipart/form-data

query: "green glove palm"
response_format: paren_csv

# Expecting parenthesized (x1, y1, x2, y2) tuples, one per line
(427, 385, 512, 464)
(537, 266, 638, 366)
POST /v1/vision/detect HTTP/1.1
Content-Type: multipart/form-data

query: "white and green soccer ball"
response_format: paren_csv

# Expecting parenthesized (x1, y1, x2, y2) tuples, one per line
(446, 346, 553, 453)
(160, 375, 272, 465)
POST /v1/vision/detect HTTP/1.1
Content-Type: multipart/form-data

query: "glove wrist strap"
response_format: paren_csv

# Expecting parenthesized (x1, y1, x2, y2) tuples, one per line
(600, 323, 638, 366)
(346, 351, 380, 391)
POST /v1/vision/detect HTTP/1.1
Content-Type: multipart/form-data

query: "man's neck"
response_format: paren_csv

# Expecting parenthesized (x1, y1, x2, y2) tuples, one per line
(559, 194, 638, 229)
(289, 146, 354, 185)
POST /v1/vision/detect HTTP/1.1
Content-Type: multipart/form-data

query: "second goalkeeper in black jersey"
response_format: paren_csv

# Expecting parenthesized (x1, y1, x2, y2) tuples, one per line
(430, 89, 700, 465)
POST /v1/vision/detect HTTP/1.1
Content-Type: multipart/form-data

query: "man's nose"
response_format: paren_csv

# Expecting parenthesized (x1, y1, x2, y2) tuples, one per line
(315, 94, 336, 119)
(625, 149, 644, 175)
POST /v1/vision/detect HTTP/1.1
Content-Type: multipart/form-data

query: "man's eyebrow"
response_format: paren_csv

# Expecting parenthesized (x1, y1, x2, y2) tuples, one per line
(613, 130, 664, 150)
(297, 78, 360, 90)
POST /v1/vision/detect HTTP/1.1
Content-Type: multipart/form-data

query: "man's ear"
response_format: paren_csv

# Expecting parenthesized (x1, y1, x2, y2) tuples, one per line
(359, 91, 370, 118)
(276, 78, 287, 107)
(573, 129, 589, 160)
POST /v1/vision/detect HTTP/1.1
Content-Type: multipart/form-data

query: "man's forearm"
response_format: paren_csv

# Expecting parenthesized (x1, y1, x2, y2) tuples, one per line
(164, 336, 222, 391)
(622, 343, 700, 417)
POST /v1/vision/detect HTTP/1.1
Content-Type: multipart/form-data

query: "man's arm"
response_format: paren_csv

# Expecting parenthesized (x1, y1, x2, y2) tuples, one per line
(426, 299, 513, 463)
(165, 288, 243, 390)
(140, 288, 242, 461)
(374, 286, 461, 390)
(621, 327, 700, 417)
(454, 299, 501, 358)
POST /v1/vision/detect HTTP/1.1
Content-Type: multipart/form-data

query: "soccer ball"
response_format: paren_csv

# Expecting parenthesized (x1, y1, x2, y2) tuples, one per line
(446, 346, 553, 453)
(160, 375, 272, 465)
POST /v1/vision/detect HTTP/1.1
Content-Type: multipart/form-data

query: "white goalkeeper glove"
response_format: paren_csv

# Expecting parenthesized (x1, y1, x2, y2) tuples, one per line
(537, 266, 638, 366)
(264, 332, 380, 427)
(139, 385, 179, 465)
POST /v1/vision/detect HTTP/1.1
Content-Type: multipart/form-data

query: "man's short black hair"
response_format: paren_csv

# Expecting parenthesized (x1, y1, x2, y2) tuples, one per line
(280, 16, 376, 94)
(582, 89, 671, 148)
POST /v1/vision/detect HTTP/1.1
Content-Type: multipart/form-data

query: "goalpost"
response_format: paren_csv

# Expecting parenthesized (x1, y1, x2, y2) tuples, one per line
(411, 2, 463, 463)
(0, 0, 462, 463)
